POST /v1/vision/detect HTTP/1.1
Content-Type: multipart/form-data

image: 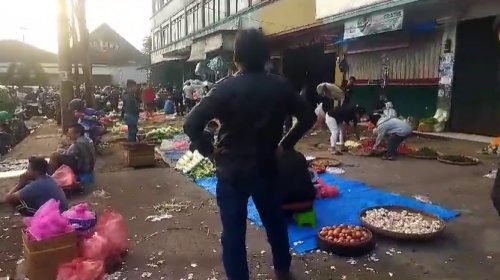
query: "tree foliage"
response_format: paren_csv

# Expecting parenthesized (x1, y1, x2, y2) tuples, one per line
(3, 61, 48, 86)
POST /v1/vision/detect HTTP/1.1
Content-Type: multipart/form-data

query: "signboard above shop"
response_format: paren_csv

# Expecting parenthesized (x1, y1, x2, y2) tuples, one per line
(344, 9, 404, 39)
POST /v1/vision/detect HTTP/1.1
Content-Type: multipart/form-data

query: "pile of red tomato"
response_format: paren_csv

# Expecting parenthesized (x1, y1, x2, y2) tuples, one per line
(319, 225, 371, 245)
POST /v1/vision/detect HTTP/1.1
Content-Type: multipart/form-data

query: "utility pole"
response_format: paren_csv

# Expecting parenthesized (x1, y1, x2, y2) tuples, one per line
(57, 0, 74, 132)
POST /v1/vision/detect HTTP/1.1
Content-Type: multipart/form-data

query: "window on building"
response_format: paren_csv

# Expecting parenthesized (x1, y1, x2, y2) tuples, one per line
(195, 3, 203, 30)
(238, 0, 248, 11)
(171, 12, 185, 42)
(163, 24, 170, 45)
(229, 0, 237, 15)
(218, 0, 227, 20)
(187, 7, 194, 34)
(204, 0, 213, 27)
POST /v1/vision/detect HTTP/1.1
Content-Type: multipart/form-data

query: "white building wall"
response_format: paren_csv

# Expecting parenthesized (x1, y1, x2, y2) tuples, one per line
(109, 66, 148, 86)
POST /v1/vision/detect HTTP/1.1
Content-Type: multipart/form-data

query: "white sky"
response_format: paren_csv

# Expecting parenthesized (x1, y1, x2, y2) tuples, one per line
(0, 0, 151, 53)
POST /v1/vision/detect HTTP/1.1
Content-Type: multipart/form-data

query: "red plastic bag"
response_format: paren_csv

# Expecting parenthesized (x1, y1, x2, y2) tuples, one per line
(57, 258, 104, 280)
(96, 209, 129, 255)
(51, 164, 77, 190)
(81, 233, 110, 261)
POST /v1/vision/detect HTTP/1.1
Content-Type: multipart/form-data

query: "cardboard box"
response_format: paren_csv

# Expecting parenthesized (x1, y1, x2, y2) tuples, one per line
(22, 231, 78, 280)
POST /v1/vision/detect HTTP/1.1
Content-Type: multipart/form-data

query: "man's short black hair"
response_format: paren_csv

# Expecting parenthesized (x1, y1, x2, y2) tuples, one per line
(70, 123, 85, 136)
(369, 114, 382, 125)
(127, 79, 137, 87)
(354, 106, 366, 116)
(233, 28, 270, 72)
(349, 76, 357, 81)
(28, 156, 49, 175)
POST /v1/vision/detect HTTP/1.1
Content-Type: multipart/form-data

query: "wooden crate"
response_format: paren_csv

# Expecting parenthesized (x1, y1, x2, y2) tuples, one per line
(122, 143, 156, 167)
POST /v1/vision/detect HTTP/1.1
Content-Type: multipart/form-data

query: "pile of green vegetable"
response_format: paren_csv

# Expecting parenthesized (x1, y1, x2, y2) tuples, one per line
(187, 158, 216, 180)
(411, 147, 438, 157)
(145, 126, 183, 143)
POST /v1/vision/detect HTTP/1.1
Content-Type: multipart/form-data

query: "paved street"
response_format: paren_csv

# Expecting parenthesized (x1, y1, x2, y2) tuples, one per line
(0, 124, 499, 280)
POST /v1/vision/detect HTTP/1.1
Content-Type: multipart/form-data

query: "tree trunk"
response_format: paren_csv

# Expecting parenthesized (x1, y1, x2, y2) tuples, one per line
(75, 0, 95, 107)
(70, 0, 80, 86)
(57, 0, 74, 132)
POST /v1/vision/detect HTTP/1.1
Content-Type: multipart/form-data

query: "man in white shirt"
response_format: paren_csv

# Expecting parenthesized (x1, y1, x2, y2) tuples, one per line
(183, 81, 196, 112)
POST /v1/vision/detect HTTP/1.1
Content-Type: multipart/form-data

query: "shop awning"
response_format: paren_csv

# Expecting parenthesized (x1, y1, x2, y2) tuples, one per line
(187, 41, 206, 62)
(204, 32, 236, 53)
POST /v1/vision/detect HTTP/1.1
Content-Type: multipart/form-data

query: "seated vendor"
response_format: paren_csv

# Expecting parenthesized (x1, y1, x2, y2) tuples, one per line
(5, 157, 68, 216)
(49, 124, 96, 176)
(278, 150, 316, 210)
(369, 114, 413, 160)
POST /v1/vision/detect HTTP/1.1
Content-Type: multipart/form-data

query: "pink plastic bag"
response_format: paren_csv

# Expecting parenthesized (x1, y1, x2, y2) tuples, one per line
(24, 199, 73, 241)
(52, 164, 77, 189)
(63, 203, 96, 220)
(80, 233, 111, 261)
(57, 258, 104, 280)
(95, 209, 129, 255)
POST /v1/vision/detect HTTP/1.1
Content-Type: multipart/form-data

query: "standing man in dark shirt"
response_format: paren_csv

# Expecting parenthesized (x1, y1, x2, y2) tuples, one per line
(343, 76, 356, 106)
(122, 80, 140, 142)
(184, 28, 316, 280)
(173, 85, 184, 116)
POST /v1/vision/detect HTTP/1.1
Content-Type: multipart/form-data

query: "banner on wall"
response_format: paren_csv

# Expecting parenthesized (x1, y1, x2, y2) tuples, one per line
(343, 9, 404, 39)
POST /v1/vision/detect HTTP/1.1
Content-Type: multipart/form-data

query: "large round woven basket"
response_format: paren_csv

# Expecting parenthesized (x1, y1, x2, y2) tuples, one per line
(359, 206, 445, 241)
(437, 155, 480, 166)
(316, 226, 375, 257)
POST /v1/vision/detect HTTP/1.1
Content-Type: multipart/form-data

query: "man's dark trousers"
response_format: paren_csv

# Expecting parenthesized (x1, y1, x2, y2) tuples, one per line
(216, 177, 291, 280)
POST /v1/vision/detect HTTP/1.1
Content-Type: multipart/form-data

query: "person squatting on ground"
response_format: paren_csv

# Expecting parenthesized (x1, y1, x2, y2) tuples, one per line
(184, 28, 316, 280)
(369, 114, 413, 160)
(122, 79, 140, 142)
(49, 124, 96, 177)
(5, 157, 68, 217)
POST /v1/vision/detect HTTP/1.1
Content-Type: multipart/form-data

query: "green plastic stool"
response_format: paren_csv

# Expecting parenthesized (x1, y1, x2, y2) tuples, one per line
(293, 209, 316, 228)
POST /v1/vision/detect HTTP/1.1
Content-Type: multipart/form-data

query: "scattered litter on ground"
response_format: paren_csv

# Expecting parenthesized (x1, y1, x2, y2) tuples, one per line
(154, 199, 190, 213)
(190, 263, 198, 268)
(141, 272, 152, 278)
(388, 272, 394, 277)
(326, 167, 345, 175)
(145, 213, 173, 222)
(104, 272, 123, 280)
(368, 253, 380, 262)
(413, 195, 432, 204)
(484, 170, 497, 179)
(92, 189, 110, 198)
(346, 258, 357, 265)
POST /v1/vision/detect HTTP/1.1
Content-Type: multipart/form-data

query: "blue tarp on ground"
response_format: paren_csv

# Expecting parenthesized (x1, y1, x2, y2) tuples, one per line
(196, 173, 460, 254)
